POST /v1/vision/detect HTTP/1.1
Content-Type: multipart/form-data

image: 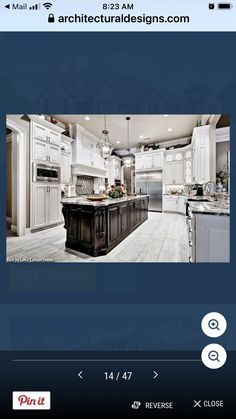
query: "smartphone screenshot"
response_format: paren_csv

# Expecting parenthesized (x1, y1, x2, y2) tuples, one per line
(0, 0, 235, 416)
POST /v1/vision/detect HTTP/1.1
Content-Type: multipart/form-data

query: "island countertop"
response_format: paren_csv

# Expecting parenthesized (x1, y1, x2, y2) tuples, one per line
(61, 195, 149, 207)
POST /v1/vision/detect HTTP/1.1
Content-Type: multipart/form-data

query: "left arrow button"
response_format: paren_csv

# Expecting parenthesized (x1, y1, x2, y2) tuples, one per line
(5, 4, 10, 9)
(78, 371, 83, 379)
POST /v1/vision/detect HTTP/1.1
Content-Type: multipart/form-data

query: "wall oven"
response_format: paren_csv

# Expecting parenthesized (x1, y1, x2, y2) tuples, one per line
(32, 163, 61, 183)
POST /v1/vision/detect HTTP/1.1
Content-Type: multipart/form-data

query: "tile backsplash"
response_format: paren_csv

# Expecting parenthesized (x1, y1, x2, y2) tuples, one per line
(76, 176, 94, 195)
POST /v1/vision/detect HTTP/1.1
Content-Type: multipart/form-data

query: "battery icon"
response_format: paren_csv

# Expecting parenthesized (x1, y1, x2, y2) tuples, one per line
(218, 3, 233, 8)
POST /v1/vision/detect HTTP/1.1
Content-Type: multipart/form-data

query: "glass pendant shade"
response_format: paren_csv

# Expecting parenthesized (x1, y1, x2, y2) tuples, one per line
(97, 116, 113, 160)
(122, 116, 134, 168)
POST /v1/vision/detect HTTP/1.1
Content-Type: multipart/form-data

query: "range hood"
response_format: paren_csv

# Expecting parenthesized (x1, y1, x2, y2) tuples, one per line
(71, 123, 108, 178)
(71, 163, 107, 178)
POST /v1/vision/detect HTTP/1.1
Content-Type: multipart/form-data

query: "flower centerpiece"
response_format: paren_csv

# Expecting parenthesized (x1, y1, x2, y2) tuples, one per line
(108, 184, 127, 199)
(216, 166, 229, 187)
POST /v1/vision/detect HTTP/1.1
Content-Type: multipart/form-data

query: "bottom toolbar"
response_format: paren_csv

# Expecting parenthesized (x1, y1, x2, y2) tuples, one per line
(1, 351, 235, 416)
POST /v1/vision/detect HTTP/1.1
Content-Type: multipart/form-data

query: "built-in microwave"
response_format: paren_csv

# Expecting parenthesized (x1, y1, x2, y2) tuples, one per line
(32, 163, 61, 183)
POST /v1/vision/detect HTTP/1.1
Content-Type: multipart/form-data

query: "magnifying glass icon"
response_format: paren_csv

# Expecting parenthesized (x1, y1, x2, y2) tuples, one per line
(208, 350, 220, 362)
(208, 319, 220, 331)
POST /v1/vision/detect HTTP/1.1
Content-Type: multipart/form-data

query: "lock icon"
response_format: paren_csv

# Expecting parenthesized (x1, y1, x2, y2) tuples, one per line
(48, 13, 55, 23)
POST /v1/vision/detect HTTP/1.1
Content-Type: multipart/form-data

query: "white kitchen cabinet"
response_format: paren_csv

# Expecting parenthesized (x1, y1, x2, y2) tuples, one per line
(32, 122, 61, 148)
(135, 155, 144, 170)
(164, 195, 178, 212)
(164, 162, 175, 185)
(33, 140, 60, 165)
(32, 121, 61, 165)
(178, 196, 186, 214)
(152, 152, 163, 168)
(33, 139, 48, 163)
(33, 123, 47, 142)
(135, 151, 163, 171)
(165, 151, 183, 162)
(164, 195, 186, 214)
(164, 151, 184, 185)
(144, 154, 153, 169)
(61, 153, 71, 183)
(191, 125, 216, 184)
(174, 160, 184, 184)
(61, 135, 73, 184)
(32, 184, 61, 229)
(164, 160, 184, 185)
(48, 143, 61, 165)
(195, 214, 229, 262)
(48, 129, 60, 146)
(32, 184, 48, 228)
(48, 185, 61, 224)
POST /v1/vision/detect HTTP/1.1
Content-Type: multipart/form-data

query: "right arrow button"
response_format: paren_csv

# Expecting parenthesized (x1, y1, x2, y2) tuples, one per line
(153, 371, 159, 379)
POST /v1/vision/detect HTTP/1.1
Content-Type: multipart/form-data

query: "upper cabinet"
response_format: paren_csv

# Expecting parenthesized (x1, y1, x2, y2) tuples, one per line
(33, 123, 61, 147)
(61, 134, 73, 184)
(135, 151, 163, 171)
(165, 160, 184, 185)
(31, 119, 63, 166)
(164, 125, 216, 186)
(192, 125, 216, 184)
(164, 151, 184, 185)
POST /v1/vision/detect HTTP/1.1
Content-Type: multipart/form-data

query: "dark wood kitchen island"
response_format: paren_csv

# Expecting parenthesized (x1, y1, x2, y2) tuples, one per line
(62, 195, 149, 257)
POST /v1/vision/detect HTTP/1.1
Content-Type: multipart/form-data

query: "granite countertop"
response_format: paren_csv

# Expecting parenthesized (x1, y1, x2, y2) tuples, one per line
(164, 194, 186, 197)
(61, 195, 149, 207)
(188, 200, 230, 216)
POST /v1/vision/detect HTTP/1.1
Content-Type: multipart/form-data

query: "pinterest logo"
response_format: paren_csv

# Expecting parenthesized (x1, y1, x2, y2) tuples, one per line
(12, 392, 51, 410)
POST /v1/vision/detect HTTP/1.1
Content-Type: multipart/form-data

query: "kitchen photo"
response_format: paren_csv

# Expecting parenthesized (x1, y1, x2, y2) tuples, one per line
(6, 114, 230, 263)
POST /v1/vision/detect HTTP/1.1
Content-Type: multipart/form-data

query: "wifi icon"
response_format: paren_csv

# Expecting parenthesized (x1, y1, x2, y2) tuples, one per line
(43, 2, 52, 9)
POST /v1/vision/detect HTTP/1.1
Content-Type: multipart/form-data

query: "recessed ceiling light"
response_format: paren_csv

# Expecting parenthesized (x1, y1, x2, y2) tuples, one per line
(84, 116, 90, 121)
(116, 141, 120, 144)
(163, 114, 169, 117)
(168, 128, 173, 132)
(139, 135, 144, 139)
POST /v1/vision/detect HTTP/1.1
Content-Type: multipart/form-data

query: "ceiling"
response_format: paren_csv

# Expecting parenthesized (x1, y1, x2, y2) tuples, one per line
(52, 115, 201, 149)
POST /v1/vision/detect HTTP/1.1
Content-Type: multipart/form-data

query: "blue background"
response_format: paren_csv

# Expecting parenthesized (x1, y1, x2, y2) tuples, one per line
(0, 32, 235, 350)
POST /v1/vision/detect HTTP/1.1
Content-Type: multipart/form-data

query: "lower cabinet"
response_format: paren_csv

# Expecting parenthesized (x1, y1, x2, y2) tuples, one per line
(32, 184, 47, 229)
(128, 201, 136, 229)
(119, 203, 129, 235)
(63, 197, 149, 256)
(32, 184, 61, 229)
(164, 195, 186, 214)
(164, 196, 178, 212)
(195, 214, 229, 262)
(108, 202, 133, 245)
(108, 199, 148, 246)
(108, 206, 120, 245)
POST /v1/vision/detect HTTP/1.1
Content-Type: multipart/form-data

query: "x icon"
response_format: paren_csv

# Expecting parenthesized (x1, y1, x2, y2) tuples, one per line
(194, 400, 201, 408)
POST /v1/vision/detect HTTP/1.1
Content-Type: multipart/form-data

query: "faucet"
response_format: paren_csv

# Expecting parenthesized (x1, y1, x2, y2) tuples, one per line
(204, 181, 217, 196)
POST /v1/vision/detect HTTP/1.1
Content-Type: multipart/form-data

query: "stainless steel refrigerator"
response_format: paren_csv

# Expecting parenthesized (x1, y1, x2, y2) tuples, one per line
(135, 171, 163, 212)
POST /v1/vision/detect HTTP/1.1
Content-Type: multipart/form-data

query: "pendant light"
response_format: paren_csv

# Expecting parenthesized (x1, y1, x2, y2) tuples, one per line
(122, 116, 134, 168)
(96, 115, 113, 160)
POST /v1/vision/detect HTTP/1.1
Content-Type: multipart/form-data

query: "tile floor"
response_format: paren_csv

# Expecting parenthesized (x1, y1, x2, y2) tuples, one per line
(6, 212, 189, 263)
